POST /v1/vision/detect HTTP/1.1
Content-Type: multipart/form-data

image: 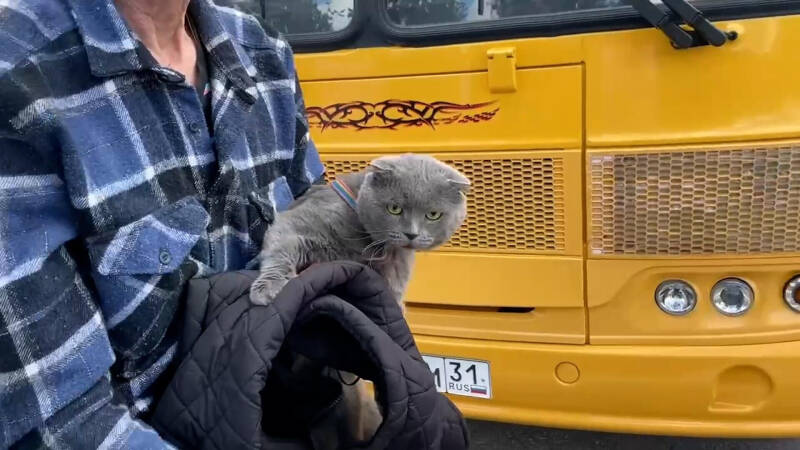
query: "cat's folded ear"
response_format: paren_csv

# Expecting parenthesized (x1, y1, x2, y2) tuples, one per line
(446, 168, 471, 195)
(365, 156, 397, 188)
(448, 177, 471, 195)
(427, 157, 471, 195)
(368, 156, 398, 173)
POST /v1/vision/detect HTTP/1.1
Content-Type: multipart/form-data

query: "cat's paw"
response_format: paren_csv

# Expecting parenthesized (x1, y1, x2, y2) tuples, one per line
(249, 277, 288, 305)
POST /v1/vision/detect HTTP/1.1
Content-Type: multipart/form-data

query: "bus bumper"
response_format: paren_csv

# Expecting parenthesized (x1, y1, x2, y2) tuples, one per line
(416, 335, 800, 438)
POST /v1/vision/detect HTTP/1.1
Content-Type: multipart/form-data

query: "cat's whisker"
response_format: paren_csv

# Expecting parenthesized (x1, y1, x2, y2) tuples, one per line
(340, 235, 373, 241)
(363, 239, 389, 262)
(362, 239, 386, 255)
(366, 248, 388, 263)
(338, 227, 398, 241)
(340, 223, 397, 235)
(341, 224, 369, 234)
(371, 243, 387, 256)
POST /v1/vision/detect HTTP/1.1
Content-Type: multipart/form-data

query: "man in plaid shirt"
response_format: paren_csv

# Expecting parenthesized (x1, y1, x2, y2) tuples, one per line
(0, 0, 324, 447)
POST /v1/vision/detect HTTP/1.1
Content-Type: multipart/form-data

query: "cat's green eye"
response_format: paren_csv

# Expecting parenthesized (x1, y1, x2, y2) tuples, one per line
(426, 211, 443, 221)
(387, 204, 403, 215)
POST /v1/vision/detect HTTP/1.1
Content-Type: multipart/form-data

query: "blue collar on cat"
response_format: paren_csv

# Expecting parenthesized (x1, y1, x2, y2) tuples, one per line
(330, 177, 358, 211)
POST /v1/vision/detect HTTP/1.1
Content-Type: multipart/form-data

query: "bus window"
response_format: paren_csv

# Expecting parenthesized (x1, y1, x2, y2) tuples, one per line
(218, 0, 354, 35)
(385, 0, 625, 26)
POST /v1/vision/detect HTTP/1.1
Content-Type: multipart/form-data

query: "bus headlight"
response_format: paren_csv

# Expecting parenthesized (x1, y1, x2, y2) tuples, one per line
(711, 278, 753, 316)
(655, 280, 696, 315)
(784, 276, 800, 313)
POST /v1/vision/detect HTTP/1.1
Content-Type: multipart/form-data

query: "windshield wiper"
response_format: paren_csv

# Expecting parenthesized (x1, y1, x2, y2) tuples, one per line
(629, 0, 736, 49)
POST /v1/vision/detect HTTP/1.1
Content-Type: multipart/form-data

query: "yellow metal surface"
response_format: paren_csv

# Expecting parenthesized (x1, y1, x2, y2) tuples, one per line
(587, 256, 800, 345)
(300, 66, 582, 152)
(486, 47, 518, 93)
(589, 141, 800, 257)
(298, 16, 800, 146)
(584, 19, 800, 147)
(586, 139, 800, 346)
(296, 12, 800, 436)
(407, 252, 582, 308)
(416, 335, 800, 438)
(321, 152, 585, 342)
(406, 303, 585, 345)
(321, 151, 584, 256)
(295, 36, 582, 81)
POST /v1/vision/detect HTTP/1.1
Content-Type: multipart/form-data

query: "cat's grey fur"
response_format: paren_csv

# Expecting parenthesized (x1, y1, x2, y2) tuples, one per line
(249, 154, 469, 443)
(250, 153, 469, 306)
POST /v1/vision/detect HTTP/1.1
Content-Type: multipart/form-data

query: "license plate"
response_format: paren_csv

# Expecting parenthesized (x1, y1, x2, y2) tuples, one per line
(422, 355, 492, 399)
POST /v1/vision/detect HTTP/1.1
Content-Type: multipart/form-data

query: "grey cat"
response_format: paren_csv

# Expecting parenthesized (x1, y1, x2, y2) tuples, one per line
(250, 153, 470, 306)
(249, 153, 469, 443)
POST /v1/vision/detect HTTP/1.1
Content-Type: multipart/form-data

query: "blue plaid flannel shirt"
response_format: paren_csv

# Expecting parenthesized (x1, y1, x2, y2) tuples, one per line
(0, 0, 324, 447)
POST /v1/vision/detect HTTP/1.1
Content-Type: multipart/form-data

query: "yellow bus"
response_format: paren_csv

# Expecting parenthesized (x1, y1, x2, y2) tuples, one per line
(224, 0, 800, 438)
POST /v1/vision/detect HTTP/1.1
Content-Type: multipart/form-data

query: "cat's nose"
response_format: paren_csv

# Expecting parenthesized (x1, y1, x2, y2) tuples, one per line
(404, 233, 418, 240)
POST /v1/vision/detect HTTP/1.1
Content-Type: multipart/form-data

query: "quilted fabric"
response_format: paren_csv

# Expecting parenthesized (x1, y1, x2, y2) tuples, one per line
(150, 262, 469, 449)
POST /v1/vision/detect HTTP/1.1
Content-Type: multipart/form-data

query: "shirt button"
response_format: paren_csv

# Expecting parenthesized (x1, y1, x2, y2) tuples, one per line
(188, 122, 203, 134)
(158, 249, 171, 265)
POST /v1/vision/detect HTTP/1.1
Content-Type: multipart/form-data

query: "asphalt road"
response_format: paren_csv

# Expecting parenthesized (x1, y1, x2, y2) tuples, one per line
(468, 420, 800, 449)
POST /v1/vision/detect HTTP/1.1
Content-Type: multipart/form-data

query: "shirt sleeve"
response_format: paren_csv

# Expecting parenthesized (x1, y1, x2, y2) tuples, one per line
(0, 134, 172, 449)
(281, 42, 326, 197)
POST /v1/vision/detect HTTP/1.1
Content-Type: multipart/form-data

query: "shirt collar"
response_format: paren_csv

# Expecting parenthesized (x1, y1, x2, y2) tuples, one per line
(67, 0, 150, 76)
(188, 0, 257, 97)
(68, 0, 256, 97)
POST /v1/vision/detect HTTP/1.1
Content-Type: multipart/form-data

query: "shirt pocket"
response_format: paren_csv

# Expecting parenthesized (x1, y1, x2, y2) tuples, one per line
(85, 197, 211, 368)
(87, 197, 210, 276)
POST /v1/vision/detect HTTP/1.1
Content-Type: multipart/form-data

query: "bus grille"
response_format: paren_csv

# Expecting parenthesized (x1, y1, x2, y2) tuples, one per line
(590, 145, 800, 255)
(323, 156, 565, 252)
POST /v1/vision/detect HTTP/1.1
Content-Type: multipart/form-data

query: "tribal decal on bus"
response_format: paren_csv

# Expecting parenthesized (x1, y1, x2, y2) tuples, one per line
(306, 100, 499, 131)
